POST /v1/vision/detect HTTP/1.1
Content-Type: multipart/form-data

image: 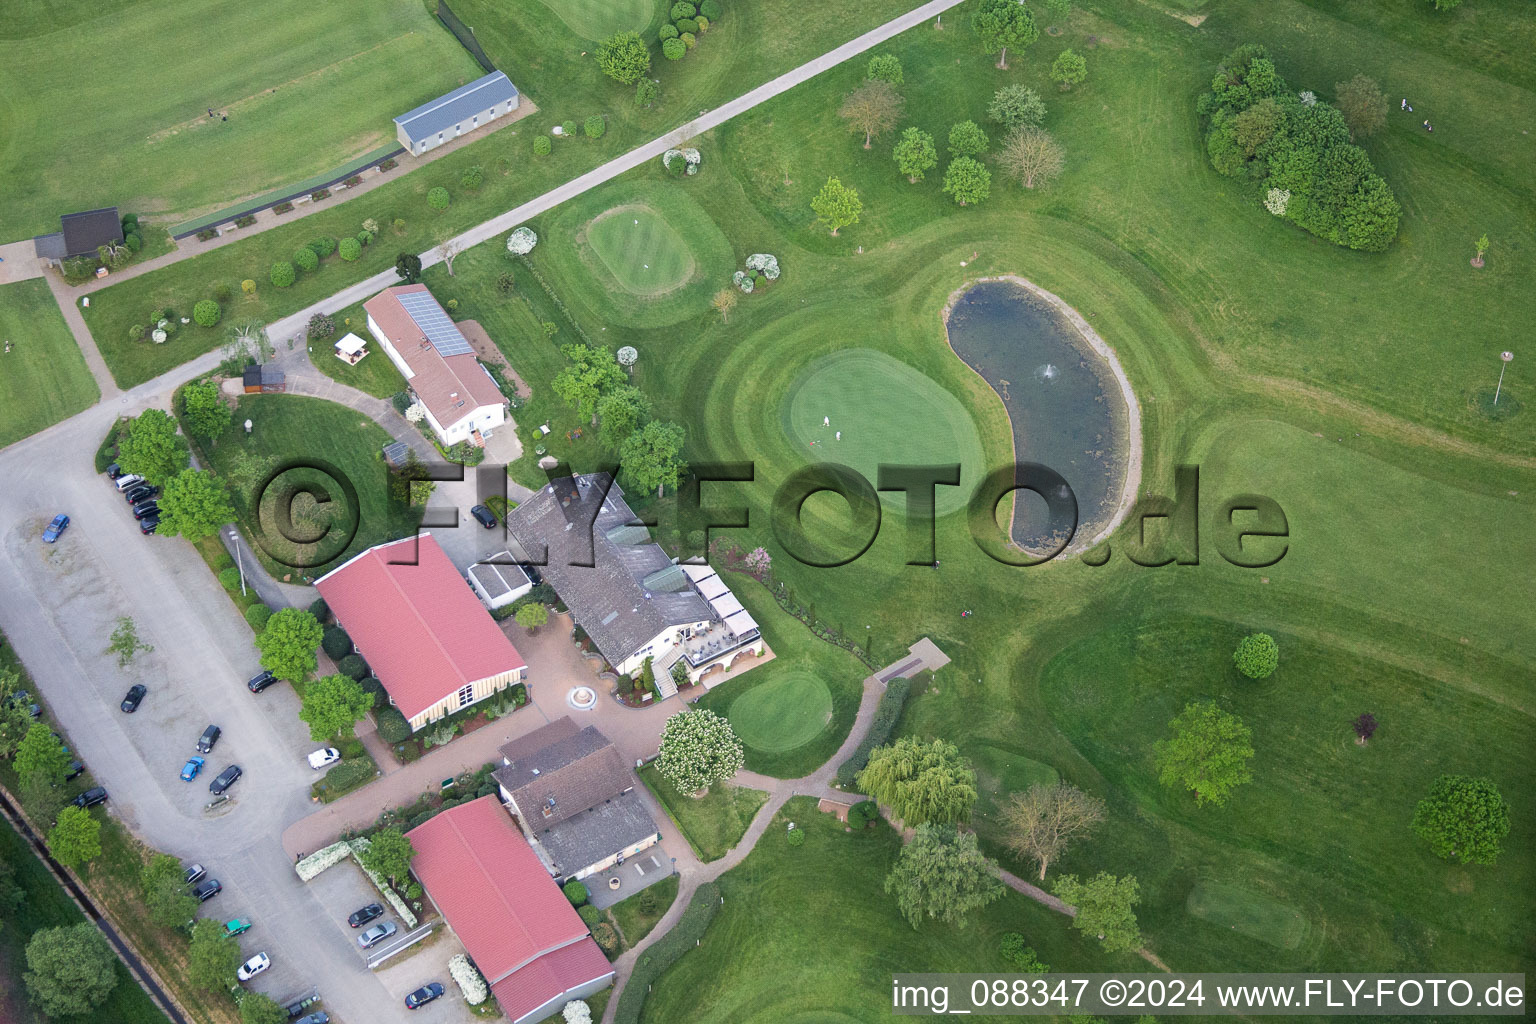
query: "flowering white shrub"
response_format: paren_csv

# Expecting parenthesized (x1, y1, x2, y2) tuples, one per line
(348, 838, 419, 927)
(152, 329, 167, 344)
(295, 840, 352, 881)
(449, 954, 488, 1004)
(1263, 188, 1291, 216)
(656, 707, 744, 793)
(744, 253, 780, 280)
(1298, 90, 1317, 107)
(662, 148, 702, 174)
(731, 270, 753, 294)
(506, 227, 538, 256)
(562, 1000, 592, 1024)
(404, 402, 427, 423)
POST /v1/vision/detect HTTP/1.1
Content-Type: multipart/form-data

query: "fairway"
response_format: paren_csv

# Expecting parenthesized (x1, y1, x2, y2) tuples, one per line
(0, 0, 481, 237)
(1187, 880, 1310, 951)
(728, 671, 834, 753)
(535, 0, 654, 39)
(0, 280, 99, 449)
(782, 349, 986, 518)
(587, 205, 696, 296)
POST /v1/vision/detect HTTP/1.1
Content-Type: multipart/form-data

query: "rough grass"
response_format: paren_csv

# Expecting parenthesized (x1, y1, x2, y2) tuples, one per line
(0, 280, 99, 449)
(534, 0, 656, 40)
(725, 670, 833, 753)
(607, 873, 679, 949)
(586, 205, 696, 296)
(639, 764, 767, 862)
(1186, 879, 1310, 951)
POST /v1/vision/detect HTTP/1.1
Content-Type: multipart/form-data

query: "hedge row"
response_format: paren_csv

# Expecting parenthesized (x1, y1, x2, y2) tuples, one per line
(613, 881, 720, 1024)
(835, 676, 912, 787)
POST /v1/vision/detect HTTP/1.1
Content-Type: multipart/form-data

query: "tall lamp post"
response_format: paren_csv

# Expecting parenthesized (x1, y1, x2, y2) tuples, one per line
(1494, 351, 1514, 406)
(228, 527, 247, 597)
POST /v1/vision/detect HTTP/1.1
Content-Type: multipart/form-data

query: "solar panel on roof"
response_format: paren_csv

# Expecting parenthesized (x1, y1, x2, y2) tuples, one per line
(398, 291, 474, 356)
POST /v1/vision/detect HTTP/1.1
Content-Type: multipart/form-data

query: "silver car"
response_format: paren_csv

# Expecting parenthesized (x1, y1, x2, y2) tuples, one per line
(358, 921, 397, 949)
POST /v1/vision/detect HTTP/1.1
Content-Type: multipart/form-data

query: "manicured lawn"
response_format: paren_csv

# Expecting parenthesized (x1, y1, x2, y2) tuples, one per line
(639, 764, 767, 862)
(534, 0, 656, 40)
(726, 671, 831, 752)
(0, 0, 481, 239)
(607, 873, 679, 948)
(587, 204, 696, 296)
(307, 305, 409, 399)
(0, 280, 99, 450)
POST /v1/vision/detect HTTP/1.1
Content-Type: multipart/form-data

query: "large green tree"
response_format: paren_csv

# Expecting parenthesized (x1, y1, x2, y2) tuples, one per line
(47, 806, 102, 869)
(885, 823, 1003, 928)
(141, 852, 199, 928)
(595, 384, 652, 452)
(857, 737, 977, 826)
(116, 408, 189, 485)
(1054, 872, 1141, 952)
(514, 602, 549, 632)
(943, 157, 992, 207)
(14, 721, 70, 787)
(181, 379, 232, 440)
(23, 923, 118, 1016)
(1410, 775, 1511, 865)
(619, 419, 687, 497)
(552, 344, 627, 425)
(987, 85, 1047, 131)
(255, 608, 324, 682)
(187, 918, 240, 991)
(656, 708, 744, 794)
(810, 177, 862, 235)
(1050, 49, 1088, 90)
(893, 127, 938, 183)
(156, 469, 236, 542)
(298, 673, 374, 741)
(972, 0, 1039, 69)
(0, 667, 33, 759)
(241, 993, 290, 1024)
(1153, 701, 1254, 806)
(358, 826, 416, 888)
(595, 31, 651, 84)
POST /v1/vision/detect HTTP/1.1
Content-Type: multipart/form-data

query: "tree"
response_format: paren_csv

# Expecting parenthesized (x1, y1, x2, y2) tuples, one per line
(182, 380, 231, 440)
(395, 252, 422, 284)
(656, 708, 743, 793)
(1231, 98, 1283, 155)
(141, 852, 198, 928)
(584, 115, 606, 138)
(255, 608, 324, 682)
(635, 78, 659, 107)
(156, 469, 235, 542)
(1057, 875, 1143, 956)
(224, 319, 273, 365)
(867, 52, 903, 84)
(0, 853, 23, 920)
(1352, 712, 1378, 744)
(188, 918, 240, 991)
(48, 806, 102, 869)
(20, 772, 67, 825)
(515, 602, 549, 632)
(322, 625, 353, 661)
(358, 826, 416, 887)
(711, 286, 739, 322)
(564, 1000, 594, 1024)
(299, 673, 374, 742)
(1153, 700, 1254, 807)
(948, 120, 989, 157)
(811, 177, 862, 235)
(15, 722, 70, 787)
(596, 31, 651, 84)
(857, 737, 978, 826)
(553, 344, 627, 425)
(1411, 775, 1510, 865)
(595, 385, 652, 452)
(1050, 49, 1088, 90)
(988, 85, 1047, 131)
(117, 408, 188, 485)
(619, 419, 687, 497)
(1233, 632, 1279, 678)
(973, 0, 1039, 69)
(1042, 0, 1072, 29)
(893, 126, 938, 182)
(193, 299, 222, 327)
(434, 240, 463, 276)
(999, 781, 1107, 880)
(241, 993, 289, 1024)
(885, 823, 1003, 928)
(1000, 932, 1048, 972)
(106, 616, 153, 667)
(23, 923, 117, 1016)
(0, 668, 33, 759)
(533, 135, 553, 155)
(838, 80, 904, 149)
(942, 157, 992, 206)
(1334, 73, 1386, 139)
(998, 126, 1066, 189)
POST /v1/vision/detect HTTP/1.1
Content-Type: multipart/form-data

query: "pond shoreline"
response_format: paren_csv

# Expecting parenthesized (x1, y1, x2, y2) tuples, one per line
(940, 274, 1142, 556)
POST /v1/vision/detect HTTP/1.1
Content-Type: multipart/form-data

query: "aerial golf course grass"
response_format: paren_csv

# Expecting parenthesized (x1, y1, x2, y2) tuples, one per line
(587, 205, 698, 296)
(726, 671, 834, 753)
(534, 0, 656, 40)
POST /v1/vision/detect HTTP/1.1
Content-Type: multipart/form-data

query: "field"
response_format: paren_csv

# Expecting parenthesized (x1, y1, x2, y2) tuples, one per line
(0, 0, 481, 239)
(639, 765, 768, 862)
(0, 280, 99, 449)
(534, 0, 656, 40)
(726, 671, 833, 752)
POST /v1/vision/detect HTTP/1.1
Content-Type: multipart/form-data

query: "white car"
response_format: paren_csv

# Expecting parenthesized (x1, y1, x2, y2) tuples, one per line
(307, 747, 341, 770)
(237, 952, 271, 981)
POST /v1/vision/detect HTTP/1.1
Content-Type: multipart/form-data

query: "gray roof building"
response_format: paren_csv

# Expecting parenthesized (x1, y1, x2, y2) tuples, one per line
(33, 207, 123, 262)
(394, 71, 519, 154)
(493, 720, 632, 828)
(535, 790, 659, 880)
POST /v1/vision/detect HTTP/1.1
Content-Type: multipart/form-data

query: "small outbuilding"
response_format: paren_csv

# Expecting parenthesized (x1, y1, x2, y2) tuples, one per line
(394, 71, 520, 156)
(467, 554, 534, 610)
(33, 207, 124, 265)
(241, 365, 286, 394)
(333, 332, 368, 366)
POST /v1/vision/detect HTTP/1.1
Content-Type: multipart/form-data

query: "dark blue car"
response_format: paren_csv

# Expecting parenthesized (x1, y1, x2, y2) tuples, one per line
(42, 514, 69, 543)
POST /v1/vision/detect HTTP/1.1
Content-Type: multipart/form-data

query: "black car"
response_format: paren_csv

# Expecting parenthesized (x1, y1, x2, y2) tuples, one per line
(124, 484, 157, 505)
(404, 982, 445, 1010)
(64, 759, 85, 781)
(209, 764, 242, 795)
(120, 684, 147, 713)
(519, 562, 544, 586)
(107, 462, 123, 480)
(183, 863, 206, 885)
(294, 1014, 330, 1024)
(72, 787, 108, 809)
(469, 504, 498, 529)
(247, 670, 277, 693)
(347, 903, 384, 928)
(7, 690, 40, 719)
(197, 724, 221, 753)
(139, 516, 160, 535)
(192, 878, 222, 901)
(132, 500, 160, 520)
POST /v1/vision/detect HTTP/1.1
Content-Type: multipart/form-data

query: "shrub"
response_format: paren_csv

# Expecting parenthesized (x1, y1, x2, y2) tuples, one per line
(506, 227, 538, 255)
(271, 262, 295, 287)
(294, 247, 318, 272)
(212, 283, 232, 303)
(836, 676, 910, 786)
(125, 232, 144, 251)
(338, 237, 362, 261)
(461, 165, 484, 190)
(273, 201, 294, 214)
(662, 37, 686, 60)
(591, 922, 619, 954)
(322, 625, 353, 660)
(379, 157, 398, 171)
(121, 212, 139, 228)
(675, 17, 698, 33)
(848, 800, 878, 828)
(241, 279, 256, 296)
(337, 654, 369, 680)
(126, 323, 145, 341)
(1233, 633, 1279, 679)
(310, 237, 337, 258)
(786, 826, 806, 847)
(196, 228, 217, 242)
(308, 597, 329, 621)
(320, 758, 375, 796)
(344, 175, 363, 188)
(658, 23, 678, 41)
(577, 904, 602, 927)
(244, 604, 273, 630)
(680, 30, 696, 48)
(218, 567, 241, 590)
(307, 313, 335, 340)
(670, 1, 697, 18)
(496, 271, 516, 294)
(359, 677, 386, 701)
(533, 135, 552, 156)
(375, 706, 411, 743)
(561, 121, 578, 136)
(694, 15, 708, 31)
(193, 300, 222, 327)
(700, 0, 721, 18)
(563, 880, 589, 906)
(584, 115, 606, 138)
(356, 229, 373, 246)
(311, 188, 330, 201)
(427, 187, 450, 211)
(1000, 933, 1047, 972)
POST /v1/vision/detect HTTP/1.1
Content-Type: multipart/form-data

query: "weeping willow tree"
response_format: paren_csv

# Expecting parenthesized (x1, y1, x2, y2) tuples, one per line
(856, 737, 977, 826)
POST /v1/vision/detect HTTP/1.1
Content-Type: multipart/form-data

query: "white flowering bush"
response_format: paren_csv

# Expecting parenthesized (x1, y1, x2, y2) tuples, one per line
(1264, 188, 1291, 216)
(449, 954, 488, 1005)
(744, 253, 780, 280)
(295, 840, 352, 881)
(404, 402, 427, 423)
(1299, 90, 1317, 107)
(656, 708, 744, 794)
(348, 837, 419, 927)
(506, 227, 538, 255)
(562, 1000, 592, 1024)
(662, 148, 702, 175)
(731, 270, 753, 294)
(152, 328, 167, 344)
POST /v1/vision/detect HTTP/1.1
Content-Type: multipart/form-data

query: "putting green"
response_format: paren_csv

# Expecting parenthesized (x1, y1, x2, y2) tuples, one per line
(535, 0, 653, 40)
(782, 348, 986, 518)
(728, 672, 834, 753)
(586, 204, 695, 297)
(1186, 880, 1310, 950)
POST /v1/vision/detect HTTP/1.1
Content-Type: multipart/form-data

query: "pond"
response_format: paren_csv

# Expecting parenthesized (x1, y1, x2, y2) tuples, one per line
(944, 277, 1139, 556)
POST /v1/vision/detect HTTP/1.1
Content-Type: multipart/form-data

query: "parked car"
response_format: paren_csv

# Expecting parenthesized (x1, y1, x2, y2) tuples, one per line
(247, 670, 277, 693)
(209, 764, 243, 795)
(107, 462, 123, 480)
(196, 724, 221, 753)
(293, 1014, 330, 1024)
(404, 982, 445, 1009)
(139, 516, 160, 535)
(64, 759, 85, 781)
(72, 787, 108, 809)
(236, 952, 271, 981)
(42, 514, 70, 543)
(469, 504, 498, 529)
(180, 756, 206, 781)
(6, 690, 40, 720)
(114, 473, 145, 493)
(519, 562, 544, 586)
(123, 484, 157, 505)
(193, 878, 222, 902)
(183, 863, 206, 886)
(346, 903, 384, 928)
(224, 918, 252, 937)
(284, 993, 322, 1019)
(357, 921, 397, 949)
(132, 500, 159, 521)
(120, 684, 147, 713)
(307, 747, 340, 771)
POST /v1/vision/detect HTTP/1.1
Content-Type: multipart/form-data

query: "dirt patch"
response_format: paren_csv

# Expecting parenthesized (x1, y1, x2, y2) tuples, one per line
(817, 798, 851, 822)
(457, 320, 528, 397)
